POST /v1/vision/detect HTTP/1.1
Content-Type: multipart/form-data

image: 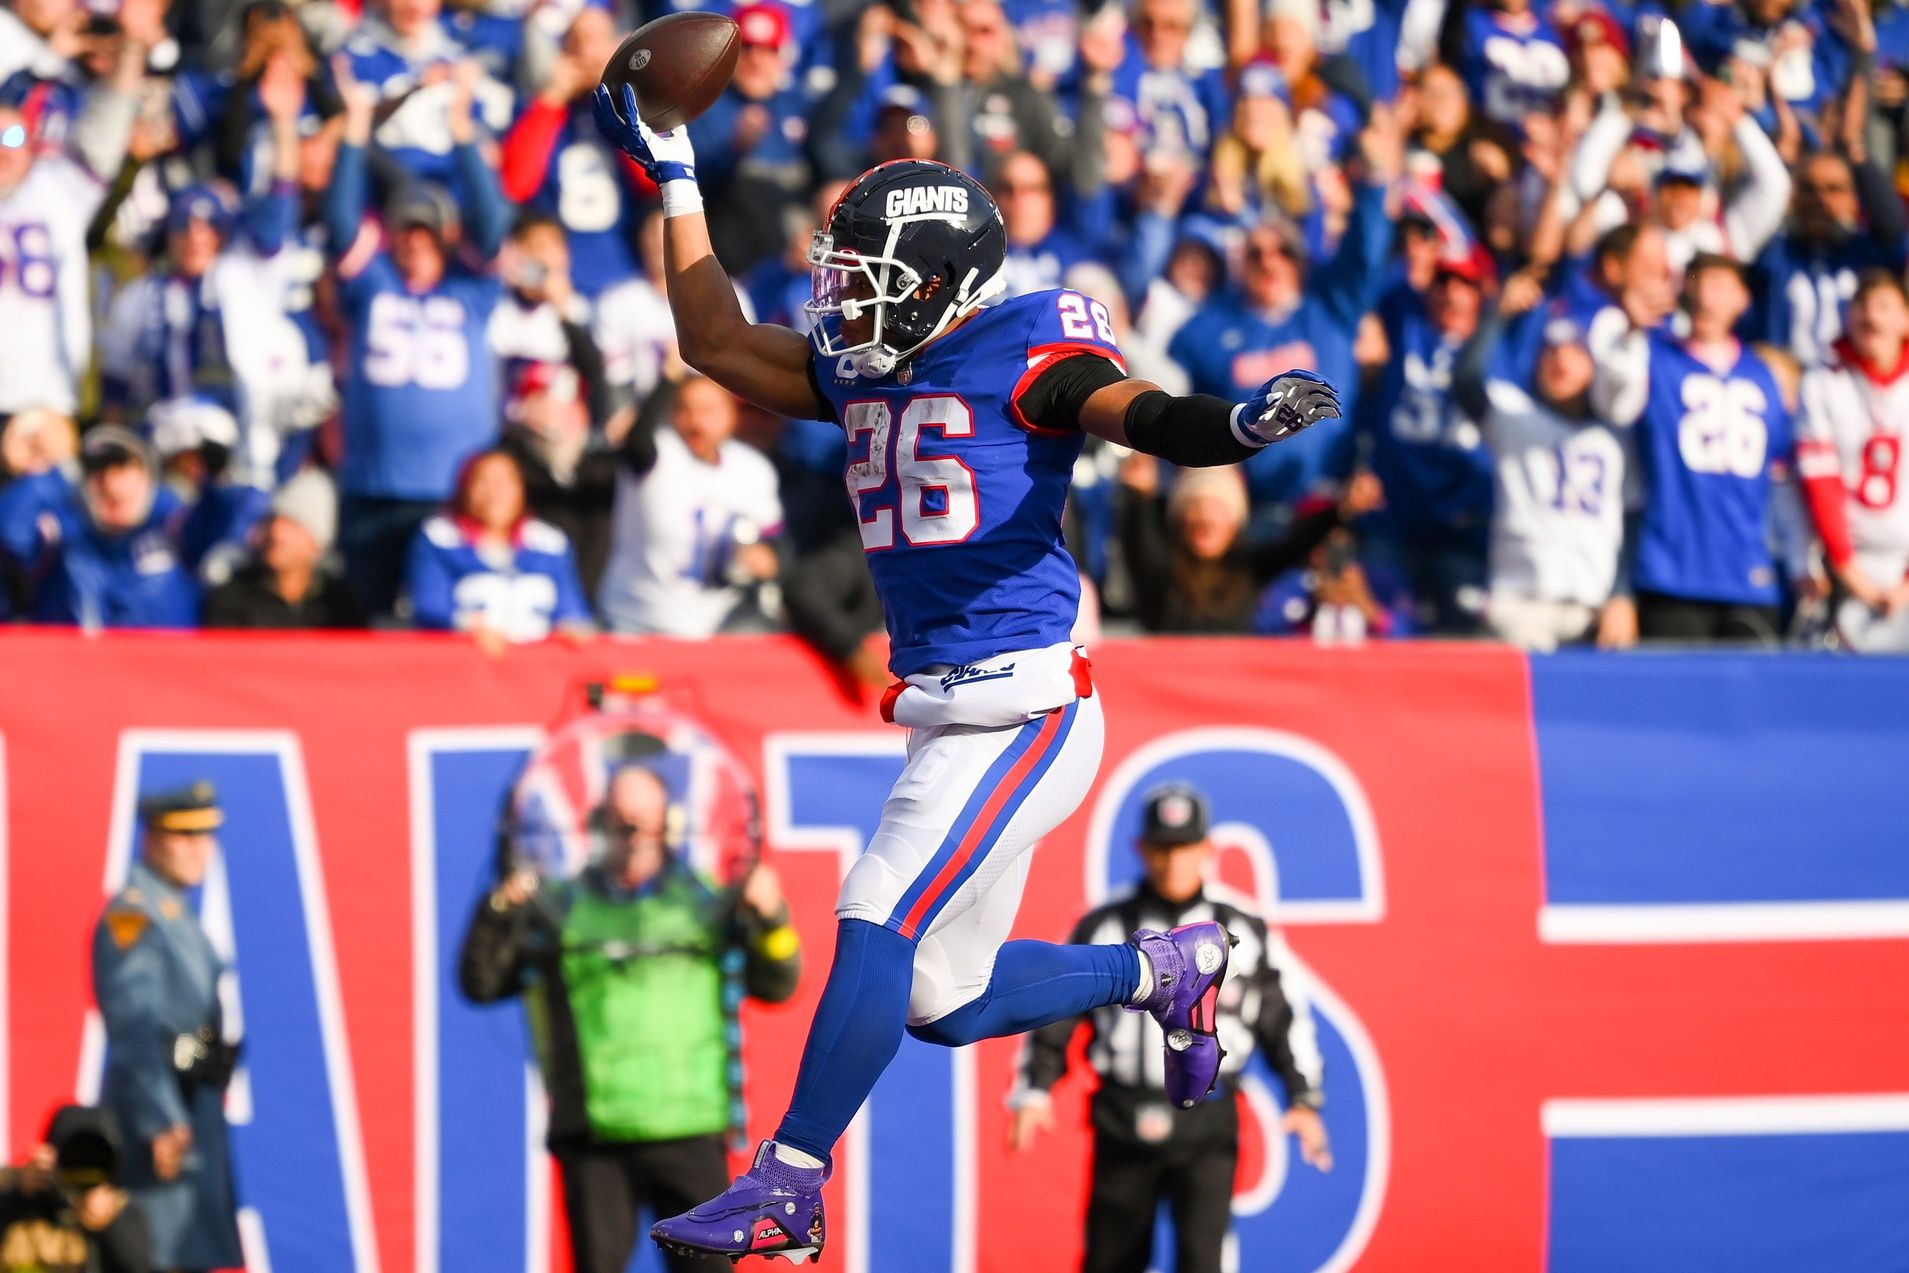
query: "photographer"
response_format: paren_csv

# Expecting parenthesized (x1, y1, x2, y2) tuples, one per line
(0, 1105, 151, 1273)
(458, 763, 802, 1273)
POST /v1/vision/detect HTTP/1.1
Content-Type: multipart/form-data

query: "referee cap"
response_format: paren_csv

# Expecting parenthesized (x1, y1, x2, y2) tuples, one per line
(1140, 783, 1209, 848)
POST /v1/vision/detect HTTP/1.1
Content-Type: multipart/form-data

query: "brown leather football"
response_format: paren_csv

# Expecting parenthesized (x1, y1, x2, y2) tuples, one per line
(599, 12, 740, 133)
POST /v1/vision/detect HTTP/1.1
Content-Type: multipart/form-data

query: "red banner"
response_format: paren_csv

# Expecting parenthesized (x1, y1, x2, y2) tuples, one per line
(4, 631, 1905, 1273)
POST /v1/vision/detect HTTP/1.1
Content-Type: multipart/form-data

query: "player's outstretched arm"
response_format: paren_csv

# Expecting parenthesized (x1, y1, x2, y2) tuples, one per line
(593, 86, 823, 421)
(1062, 368, 1344, 465)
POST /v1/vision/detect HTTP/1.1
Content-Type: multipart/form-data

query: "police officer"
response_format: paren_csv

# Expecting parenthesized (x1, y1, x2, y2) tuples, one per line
(1008, 783, 1331, 1273)
(91, 783, 243, 1273)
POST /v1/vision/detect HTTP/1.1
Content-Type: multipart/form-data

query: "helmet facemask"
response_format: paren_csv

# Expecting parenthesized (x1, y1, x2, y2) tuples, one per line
(805, 223, 1004, 378)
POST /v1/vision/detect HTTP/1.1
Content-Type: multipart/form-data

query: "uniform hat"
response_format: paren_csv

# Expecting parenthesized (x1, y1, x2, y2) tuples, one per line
(1140, 783, 1210, 847)
(139, 781, 224, 832)
(734, 2, 792, 48)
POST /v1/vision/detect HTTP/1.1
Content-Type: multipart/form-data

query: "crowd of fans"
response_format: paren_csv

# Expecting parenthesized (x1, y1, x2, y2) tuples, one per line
(1, 0, 1907, 668)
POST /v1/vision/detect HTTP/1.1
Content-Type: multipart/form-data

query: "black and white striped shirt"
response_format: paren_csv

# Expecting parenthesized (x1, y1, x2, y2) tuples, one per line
(1016, 883, 1323, 1106)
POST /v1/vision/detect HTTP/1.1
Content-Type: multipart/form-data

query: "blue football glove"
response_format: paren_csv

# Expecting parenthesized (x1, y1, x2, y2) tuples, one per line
(1233, 369, 1342, 445)
(591, 83, 698, 187)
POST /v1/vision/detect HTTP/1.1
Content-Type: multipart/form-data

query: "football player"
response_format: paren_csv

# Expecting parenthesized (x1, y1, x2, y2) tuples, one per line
(593, 83, 1343, 1263)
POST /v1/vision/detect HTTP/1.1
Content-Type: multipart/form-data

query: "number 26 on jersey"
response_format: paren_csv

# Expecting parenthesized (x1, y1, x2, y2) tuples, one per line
(845, 396, 979, 550)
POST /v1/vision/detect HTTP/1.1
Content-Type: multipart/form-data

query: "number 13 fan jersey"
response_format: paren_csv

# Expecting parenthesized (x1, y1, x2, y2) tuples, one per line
(811, 289, 1120, 675)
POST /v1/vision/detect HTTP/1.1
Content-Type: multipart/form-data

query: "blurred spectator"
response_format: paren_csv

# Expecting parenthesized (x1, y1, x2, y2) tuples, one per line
(1797, 269, 1909, 651)
(338, 0, 514, 183)
(1595, 254, 1805, 643)
(326, 53, 509, 615)
(1750, 148, 1907, 366)
(1119, 459, 1381, 632)
(0, 0, 80, 84)
(499, 358, 625, 594)
(997, 150, 1087, 296)
(1255, 521, 1421, 641)
(1260, 0, 1362, 172)
(1207, 60, 1316, 233)
(0, 1105, 151, 1273)
(102, 184, 238, 417)
(0, 0, 148, 421)
(146, 396, 270, 582)
(689, 2, 815, 275)
(597, 375, 784, 637)
(1112, 0, 1228, 163)
(1465, 316, 1632, 652)
(1357, 245, 1496, 633)
(490, 210, 611, 419)
(1440, 0, 1570, 131)
(459, 764, 801, 1273)
(498, 7, 642, 295)
(202, 468, 367, 629)
(20, 427, 198, 629)
(1007, 782, 1328, 1273)
(1403, 63, 1519, 237)
(92, 782, 244, 1273)
(404, 446, 591, 651)
(1167, 107, 1400, 510)
(783, 524, 889, 691)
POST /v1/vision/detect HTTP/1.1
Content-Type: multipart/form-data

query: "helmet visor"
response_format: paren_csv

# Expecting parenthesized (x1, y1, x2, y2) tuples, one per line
(804, 231, 922, 360)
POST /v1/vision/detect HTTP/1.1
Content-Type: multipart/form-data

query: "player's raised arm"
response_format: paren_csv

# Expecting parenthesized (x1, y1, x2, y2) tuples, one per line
(592, 85, 824, 421)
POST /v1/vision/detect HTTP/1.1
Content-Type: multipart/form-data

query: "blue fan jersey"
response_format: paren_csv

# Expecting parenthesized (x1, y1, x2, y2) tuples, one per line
(810, 289, 1113, 675)
(1458, 8, 1570, 130)
(405, 513, 590, 640)
(1360, 288, 1494, 550)
(338, 256, 503, 501)
(1633, 334, 1794, 606)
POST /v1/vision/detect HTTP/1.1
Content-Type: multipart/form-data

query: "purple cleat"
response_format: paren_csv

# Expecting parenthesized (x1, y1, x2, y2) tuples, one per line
(651, 1142, 827, 1265)
(1129, 922, 1235, 1108)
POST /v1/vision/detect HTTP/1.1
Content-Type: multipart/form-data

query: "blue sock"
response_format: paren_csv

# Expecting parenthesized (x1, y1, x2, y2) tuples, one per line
(774, 919, 916, 1165)
(906, 940, 1139, 1048)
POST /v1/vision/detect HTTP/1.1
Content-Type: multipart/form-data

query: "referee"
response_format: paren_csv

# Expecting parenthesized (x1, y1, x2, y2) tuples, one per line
(1009, 783, 1330, 1273)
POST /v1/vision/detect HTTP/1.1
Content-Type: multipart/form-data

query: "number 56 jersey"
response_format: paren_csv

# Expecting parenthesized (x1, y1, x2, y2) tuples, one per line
(811, 289, 1123, 676)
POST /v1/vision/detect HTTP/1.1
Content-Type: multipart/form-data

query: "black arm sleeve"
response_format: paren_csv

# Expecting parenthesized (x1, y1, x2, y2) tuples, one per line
(1010, 352, 1263, 465)
(457, 896, 533, 1004)
(1124, 390, 1263, 466)
(1011, 351, 1128, 431)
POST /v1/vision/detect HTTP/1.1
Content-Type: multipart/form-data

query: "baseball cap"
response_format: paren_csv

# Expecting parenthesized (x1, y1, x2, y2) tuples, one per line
(386, 183, 459, 238)
(1433, 242, 1496, 288)
(734, 2, 792, 49)
(1567, 8, 1629, 61)
(167, 183, 233, 238)
(1542, 316, 1588, 350)
(506, 359, 581, 421)
(1237, 58, 1289, 104)
(1140, 783, 1210, 848)
(79, 424, 152, 473)
(147, 395, 240, 460)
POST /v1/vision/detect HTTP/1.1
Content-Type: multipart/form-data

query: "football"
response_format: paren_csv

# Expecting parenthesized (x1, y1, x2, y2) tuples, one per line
(599, 12, 740, 133)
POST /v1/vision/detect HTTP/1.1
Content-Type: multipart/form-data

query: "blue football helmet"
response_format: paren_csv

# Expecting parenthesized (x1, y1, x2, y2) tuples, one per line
(806, 159, 1007, 377)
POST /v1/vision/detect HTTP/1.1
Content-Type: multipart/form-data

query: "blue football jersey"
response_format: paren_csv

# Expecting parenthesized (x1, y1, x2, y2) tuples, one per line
(1361, 289, 1494, 549)
(810, 289, 1114, 674)
(1634, 334, 1795, 605)
(1459, 8, 1570, 130)
(338, 255, 503, 501)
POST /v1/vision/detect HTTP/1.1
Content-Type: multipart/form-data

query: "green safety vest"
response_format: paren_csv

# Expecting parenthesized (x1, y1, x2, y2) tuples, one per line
(538, 872, 731, 1143)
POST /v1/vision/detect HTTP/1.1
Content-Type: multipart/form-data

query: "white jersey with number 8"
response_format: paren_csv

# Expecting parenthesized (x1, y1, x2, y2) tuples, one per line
(0, 156, 107, 415)
(1797, 350, 1909, 581)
